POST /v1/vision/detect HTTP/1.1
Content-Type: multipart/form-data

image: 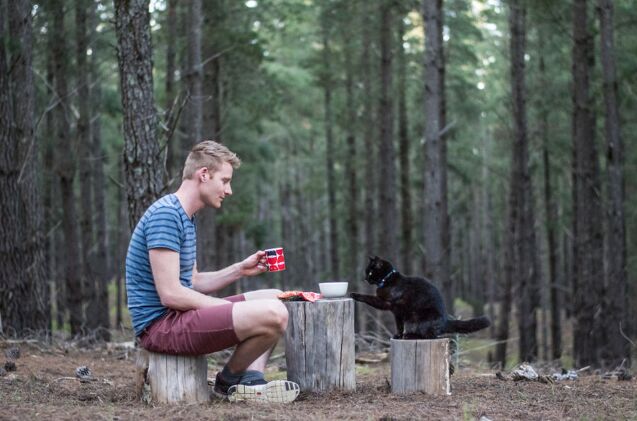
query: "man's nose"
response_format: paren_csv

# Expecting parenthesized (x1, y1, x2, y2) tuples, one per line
(226, 185, 232, 195)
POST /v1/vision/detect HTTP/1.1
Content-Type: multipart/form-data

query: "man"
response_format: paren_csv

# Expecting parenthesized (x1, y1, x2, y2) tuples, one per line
(125, 140, 299, 403)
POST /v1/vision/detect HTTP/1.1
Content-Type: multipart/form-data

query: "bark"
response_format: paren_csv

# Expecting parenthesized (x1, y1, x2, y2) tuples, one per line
(422, 0, 449, 306)
(186, 0, 203, 145)
(89, 1, 110, 341)
(114, 0, 164, 231)
(164, 0, 178, 177)
(597, 0, 628, 366)
(377, 0, 397, 263)
(438, 0, 451, 313)
(495, 198, 513, 367)
(322, 10, 339, 277)
(343, 11, 358, 289)
(572, 0, 604, 368)
(76, 0, 96, 334)
(359, 2, 376, 334)
(397, 17, 412, 274)
(51, 0, 84, 335)
(44, 25, 58, 332)
(198, 1, 223, 271)
(509, 0, 539, 362)
(362, 1, 376, 261)
(115, 161, 126, 328)
(538, 33, 561, 360)
(0, 0, 48, 335)
(481, 136, 497, 340)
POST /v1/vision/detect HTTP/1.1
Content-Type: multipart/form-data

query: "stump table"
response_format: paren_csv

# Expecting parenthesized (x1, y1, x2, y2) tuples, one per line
(390, 338, 450, 395)
(135, 349, 209, 404)
(283, 298, 355, 392)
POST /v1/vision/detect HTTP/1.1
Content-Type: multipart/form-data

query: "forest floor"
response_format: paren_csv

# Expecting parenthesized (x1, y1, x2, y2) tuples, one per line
(1, 338, 635, 421)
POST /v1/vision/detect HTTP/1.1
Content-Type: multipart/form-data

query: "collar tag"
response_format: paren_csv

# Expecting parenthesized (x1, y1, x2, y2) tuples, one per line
(377, 269, 397, 289)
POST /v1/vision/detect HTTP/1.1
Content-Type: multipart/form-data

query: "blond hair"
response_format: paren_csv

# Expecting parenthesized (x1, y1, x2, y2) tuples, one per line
(182, 140, 241, 180)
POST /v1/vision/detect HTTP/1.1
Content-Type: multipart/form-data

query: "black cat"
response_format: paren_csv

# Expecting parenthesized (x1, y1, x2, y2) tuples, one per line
(350, 256, 491, 340)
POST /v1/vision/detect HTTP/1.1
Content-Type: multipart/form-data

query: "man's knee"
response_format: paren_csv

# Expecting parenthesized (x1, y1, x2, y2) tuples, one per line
(266, 300, 288, 333)
(244, 288, 283, 300)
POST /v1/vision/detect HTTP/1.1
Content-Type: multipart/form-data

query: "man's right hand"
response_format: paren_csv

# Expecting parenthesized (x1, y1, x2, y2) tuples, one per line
(238, 250, 268, 277)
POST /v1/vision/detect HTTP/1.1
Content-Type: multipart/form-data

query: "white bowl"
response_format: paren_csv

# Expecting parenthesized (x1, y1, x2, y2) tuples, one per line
(319, 282, 348, 298)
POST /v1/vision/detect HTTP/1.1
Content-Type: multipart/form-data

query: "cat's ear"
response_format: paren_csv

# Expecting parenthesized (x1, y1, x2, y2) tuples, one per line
(368, 255, 375, 262)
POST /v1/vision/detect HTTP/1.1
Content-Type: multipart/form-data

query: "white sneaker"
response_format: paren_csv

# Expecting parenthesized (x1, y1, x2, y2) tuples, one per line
(227, 380, 300, 403)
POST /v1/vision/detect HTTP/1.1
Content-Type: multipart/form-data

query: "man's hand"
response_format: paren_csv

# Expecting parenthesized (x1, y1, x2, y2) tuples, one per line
(238, 250, 268, 277)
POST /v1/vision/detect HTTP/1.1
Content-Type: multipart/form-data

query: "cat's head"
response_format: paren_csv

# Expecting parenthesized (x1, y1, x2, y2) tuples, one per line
(364, 256, 395, 285)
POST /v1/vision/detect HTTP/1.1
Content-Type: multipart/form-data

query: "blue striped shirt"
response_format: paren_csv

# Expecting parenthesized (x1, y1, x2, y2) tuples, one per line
(125, 194, 197, 336)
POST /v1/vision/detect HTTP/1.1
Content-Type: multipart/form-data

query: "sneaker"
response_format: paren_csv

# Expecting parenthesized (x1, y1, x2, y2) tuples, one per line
(228, 379, 300, 404)
(212, 372, 235, 399)
(213, 372, 300, 404)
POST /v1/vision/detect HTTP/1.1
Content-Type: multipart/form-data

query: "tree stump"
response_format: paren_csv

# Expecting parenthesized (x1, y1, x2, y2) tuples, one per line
(135, 349, 209, 404)
(390, 338, 450, 395)
(284, 298, 355, 392)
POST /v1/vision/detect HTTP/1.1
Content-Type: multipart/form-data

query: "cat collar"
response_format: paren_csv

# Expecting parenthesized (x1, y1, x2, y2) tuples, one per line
(377, 269, 397, 289)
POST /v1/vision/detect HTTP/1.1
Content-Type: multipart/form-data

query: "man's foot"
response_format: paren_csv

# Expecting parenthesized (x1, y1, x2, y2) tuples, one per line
(212, 372, 236, 399)
(228, 379, 300, 403)
(213, 372, 300, 403)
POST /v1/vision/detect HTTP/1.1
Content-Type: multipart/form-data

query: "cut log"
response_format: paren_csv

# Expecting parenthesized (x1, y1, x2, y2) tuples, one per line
(284, 298, 355, 392)
(390, 338, 450, 395)
(136, 349, 209, 404)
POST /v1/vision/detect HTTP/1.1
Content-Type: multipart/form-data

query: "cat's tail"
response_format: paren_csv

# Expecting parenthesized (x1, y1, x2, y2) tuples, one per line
(444, 316, 491, 334)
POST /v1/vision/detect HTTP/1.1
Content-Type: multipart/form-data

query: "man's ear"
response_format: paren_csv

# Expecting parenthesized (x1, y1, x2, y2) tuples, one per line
(199, 167, 209, 182)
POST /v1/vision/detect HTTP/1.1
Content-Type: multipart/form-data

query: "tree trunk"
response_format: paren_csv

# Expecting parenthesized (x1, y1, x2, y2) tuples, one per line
(76, 0, 96, 335)
(0, 0, 49, 336)
(164, 0, 178, 178)
(509, 0, 539, 362)
(422, 0, 449, 308)
(44, 25, 58, 333)
(437, 0, 452, 314)
(397, 16, 412, 275)
(538, 32, 561, 361)
(342, 12, 358, 287)
(186, 0, 203, 146)
(321, 9, 339, 278)
(50, 0, 84, 335)
(572, 0, 604, 368)
(89, 1, 110, 341)
(377, 0, 397, 263)
(359, 2, 376, 334)
(597, 0, 628, 367)
(114, 0, 164, 231)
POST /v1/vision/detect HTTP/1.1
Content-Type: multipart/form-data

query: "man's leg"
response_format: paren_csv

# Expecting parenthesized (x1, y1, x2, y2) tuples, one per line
(225, 298, 287, 374)
(242, 289, 283, 372)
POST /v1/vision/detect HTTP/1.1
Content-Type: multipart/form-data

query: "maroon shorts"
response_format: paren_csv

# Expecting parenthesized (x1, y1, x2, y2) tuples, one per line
(139, 294, 245, 355)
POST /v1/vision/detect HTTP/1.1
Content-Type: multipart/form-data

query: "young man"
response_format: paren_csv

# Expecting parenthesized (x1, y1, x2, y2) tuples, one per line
(125, 141, 299, 403)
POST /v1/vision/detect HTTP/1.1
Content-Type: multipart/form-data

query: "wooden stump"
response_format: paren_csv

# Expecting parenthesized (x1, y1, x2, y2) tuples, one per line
(390, 338, 450, 395)
(284, 298, 355, 392)
(135, 349, 209, 404)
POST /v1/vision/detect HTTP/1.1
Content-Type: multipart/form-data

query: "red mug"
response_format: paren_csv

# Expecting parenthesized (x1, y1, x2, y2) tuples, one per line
(264, 247, 286, 272)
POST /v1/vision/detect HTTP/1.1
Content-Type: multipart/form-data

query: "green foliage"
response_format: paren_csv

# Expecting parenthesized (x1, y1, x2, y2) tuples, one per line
(25, 0, 636, 348)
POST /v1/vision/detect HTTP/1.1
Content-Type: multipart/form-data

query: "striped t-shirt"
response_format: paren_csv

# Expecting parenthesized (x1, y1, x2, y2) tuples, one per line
(125, 194, 197, 336)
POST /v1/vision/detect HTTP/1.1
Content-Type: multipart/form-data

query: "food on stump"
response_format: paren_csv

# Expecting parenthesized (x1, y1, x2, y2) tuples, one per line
(277, 291, 322, 302)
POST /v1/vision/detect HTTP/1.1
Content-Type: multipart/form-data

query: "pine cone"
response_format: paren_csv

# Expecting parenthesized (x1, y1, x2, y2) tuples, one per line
(75, 366, 93, 381)
(4, 347, 20, 360)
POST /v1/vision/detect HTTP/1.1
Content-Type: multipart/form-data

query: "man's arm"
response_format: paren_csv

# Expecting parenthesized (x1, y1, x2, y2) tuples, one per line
(192, 250, 267, 295)
(149, 248, 229, 310)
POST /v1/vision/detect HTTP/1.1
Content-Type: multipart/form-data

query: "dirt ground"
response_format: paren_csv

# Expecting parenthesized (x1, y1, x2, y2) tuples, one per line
(1, 339, 635, 421)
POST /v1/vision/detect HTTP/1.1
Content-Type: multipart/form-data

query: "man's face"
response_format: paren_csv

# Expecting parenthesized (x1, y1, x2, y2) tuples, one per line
(201, 161, 233, 209)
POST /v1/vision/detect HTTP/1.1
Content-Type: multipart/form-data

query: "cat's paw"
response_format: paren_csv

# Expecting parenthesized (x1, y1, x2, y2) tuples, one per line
(392, 334, 404, 340)
(349, 292, 361, 301)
